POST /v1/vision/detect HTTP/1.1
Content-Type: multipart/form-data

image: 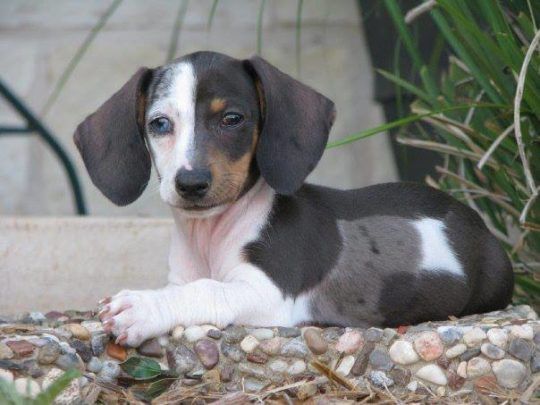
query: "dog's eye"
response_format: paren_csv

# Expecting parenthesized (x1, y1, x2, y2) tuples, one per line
(149, 117, 172, 134)
(221, 112, 244, 127)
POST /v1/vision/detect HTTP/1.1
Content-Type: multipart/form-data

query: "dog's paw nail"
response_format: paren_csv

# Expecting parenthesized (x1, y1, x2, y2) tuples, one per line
(115, 332, 128, 345)
(99, 297, 111, 305)
(98, 305, 110, 318)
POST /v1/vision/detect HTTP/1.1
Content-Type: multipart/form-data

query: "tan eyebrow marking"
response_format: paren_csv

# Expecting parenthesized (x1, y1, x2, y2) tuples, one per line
(210, 98, 227, 113)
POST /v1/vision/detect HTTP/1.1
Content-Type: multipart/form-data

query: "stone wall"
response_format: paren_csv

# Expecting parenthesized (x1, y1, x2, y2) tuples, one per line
(0, 305, 538, 403)
(0, 0, 397, 217)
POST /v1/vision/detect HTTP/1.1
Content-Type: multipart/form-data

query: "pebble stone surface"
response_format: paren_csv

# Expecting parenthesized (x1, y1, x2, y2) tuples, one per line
(0, 305, 538, 402)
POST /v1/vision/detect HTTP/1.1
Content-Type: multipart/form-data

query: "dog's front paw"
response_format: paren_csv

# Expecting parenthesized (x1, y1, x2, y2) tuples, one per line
(98, 289, 172, 347)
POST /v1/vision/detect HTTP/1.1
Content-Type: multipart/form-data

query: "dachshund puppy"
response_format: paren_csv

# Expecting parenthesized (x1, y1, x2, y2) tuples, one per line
(74, 51, 513, 346)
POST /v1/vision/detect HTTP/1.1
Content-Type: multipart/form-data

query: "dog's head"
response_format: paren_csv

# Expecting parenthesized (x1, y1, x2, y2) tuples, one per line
(74, 51, 335, 216)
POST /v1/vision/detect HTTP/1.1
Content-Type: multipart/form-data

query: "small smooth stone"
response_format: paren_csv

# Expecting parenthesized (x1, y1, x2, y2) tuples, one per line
(474, 375, 498, 394)
(336, 330, 364, 354)
(481, 343, 505, 360)
(457, 361, 467, 378)
(6, 340, 34, 357)
(194, 339, 219, 369)
(200, 325, 219, 334)
(184, 326, 206, 342)
(60, 341, 75, 355)
(437, 326, 463, 345)
(281, 337, 309, 358)
(532, 351, 540, 373)
(321, 327, 344, 341)
(158, 336, 169, 347)
(467, 357, 491, 378)
(487, 328, 508, 348)
(509, 337, 534, 361)
(460, 347, 481, 362)
(492, 359, 527, 389)
(463, 327, 487, 347)
(87, 357, 103, 373)
(238, 362, 266, 379)
(369, 370, 394, 388)
(0, 342, 14, 360)
(336, 355, 355, 376)
(137, 338, 163, 358)
(510, 325, 534, 340)
(415, 364, 447, 385)
(168, 344, 198, 374)
(207, 329, 222, 339)
(406, 381, 418, 392)
(56, 353, 84, 371)
(106, 342, 127, 361)
(446, 343, 467, 359)
(382, 328, 397, 345)
(15, 378, 41, 398)
(223, 325, 247, 343)
(259, 337, 284, 356)
(65, 323, 90, 340)
(70, 339, 93, 362)
(171, 325, 185, 341)
(28, 338, 48, 348)
(268, 359, 288, 373)
(91, 333, 107, 357)
(352, 342, 375, 376)
(22, 360, 44, 378)
(414, 332, 443, 361)
(99, 360, 121, 382)
(369, 348, 393, 371)
(303, 328, 328, 355)
(277, 327, 301, 338)
(0, 369, 13, 383)
(220, 342, 243, 362)
(247, 352, 268, 364)
(365, 328, 384, 343)
(287, 359, 306, 375)
(250, 328, 274, 341)
(243, 377, 267, 393)
(389, 340, 419, 365)
(437, 355, 450, 369)
(80, 321, 103, 334)
(240, 335, 260, 353)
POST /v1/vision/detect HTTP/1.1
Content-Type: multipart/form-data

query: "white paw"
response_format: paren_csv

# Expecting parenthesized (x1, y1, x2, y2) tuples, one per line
(98, 289, 172, 347)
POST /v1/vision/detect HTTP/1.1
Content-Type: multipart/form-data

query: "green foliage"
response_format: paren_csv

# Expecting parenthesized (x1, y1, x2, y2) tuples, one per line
(376, 0, 540, 307)
(0, 369, 80, 405)
(120, 356, 163, 380)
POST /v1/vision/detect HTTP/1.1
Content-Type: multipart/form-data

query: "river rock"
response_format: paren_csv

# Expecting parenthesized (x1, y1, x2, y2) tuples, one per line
(168, 344, 198, 374)
(184, 326, 206, 342)
(194, 339, 219, 369)
(463, 327, 487, 347)
(466, 357, 490, 378)
(99, 360, 120, 382)
(414, 332, 443, 361)
(240, 335, 259, 353)
(281, 337, 309, 358)
(0, 342, 14, 360)
(508, 337, 534, 361)
(492, 359, 527, 389)
(64, 323, 90, 340)
(480, 343, 505, 360)
(137, 338, 162, 358)
(303, 328, 328, 355)
(15, 377, 41, 397)
(446, 343, 467, 359)
(336, 330, 364, 354)
(389, 340, 419, 365)
(38, 341, 61, 364)
(416, 364, 447, 385)
(487, 328, 508, 348)
(369, 348, 393, 371)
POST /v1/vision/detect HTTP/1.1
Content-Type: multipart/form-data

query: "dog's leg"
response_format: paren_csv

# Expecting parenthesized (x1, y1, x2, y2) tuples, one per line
(99, 264, 293, 346)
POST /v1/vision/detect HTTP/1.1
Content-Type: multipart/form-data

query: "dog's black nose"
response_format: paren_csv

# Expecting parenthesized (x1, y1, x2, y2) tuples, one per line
(175, 169, 211, 200)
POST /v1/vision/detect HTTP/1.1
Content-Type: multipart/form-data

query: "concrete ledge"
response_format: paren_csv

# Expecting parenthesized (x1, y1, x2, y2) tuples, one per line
(0, 216, 172, 314)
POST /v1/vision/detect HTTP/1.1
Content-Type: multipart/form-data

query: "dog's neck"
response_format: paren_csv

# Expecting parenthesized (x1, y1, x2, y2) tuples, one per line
(169, 179, 274, 281)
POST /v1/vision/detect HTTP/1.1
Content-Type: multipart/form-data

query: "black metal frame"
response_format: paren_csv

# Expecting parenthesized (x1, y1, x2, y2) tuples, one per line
(0, 78, 87, 215)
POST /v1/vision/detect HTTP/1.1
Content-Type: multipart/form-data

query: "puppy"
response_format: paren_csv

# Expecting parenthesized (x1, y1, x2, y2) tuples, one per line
(74, 51, 513, 346)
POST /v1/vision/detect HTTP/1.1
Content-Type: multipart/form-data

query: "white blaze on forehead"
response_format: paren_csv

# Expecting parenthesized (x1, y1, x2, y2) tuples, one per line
(413, 217, 464, 277)
(171, 62, 197, 171)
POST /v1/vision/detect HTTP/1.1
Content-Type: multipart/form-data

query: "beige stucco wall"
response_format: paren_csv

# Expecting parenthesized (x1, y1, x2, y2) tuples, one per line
(0, 0, 397, 217)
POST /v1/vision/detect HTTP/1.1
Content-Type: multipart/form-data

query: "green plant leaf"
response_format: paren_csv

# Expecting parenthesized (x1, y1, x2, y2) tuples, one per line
(120, 357, 163, 380)
(0, 378, 25, 405)
(33, 369, 81, 405)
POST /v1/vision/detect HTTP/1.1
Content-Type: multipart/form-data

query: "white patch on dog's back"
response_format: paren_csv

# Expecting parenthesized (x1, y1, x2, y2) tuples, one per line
(413, 217, 464, 276)
(171, 63, 197, 171)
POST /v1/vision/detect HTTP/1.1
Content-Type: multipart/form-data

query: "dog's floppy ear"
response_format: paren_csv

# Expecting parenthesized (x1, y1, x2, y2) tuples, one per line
(74, 68, 153, 206)
(244, 56, 336, 195)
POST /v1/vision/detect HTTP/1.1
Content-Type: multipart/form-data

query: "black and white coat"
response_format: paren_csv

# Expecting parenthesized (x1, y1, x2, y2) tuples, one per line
(74, 52, 513, 347)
